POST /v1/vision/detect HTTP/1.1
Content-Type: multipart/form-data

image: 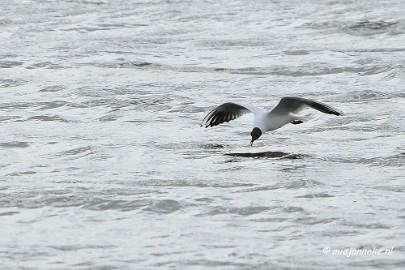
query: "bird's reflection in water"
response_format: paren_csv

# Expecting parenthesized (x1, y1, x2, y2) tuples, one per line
(225, 151, 305, 159)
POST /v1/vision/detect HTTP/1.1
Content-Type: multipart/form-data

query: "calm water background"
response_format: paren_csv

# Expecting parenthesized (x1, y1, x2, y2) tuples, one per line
(1, 0, 405, 269)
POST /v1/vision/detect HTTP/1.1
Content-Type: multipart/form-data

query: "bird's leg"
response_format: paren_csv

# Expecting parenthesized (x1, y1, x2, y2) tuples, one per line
(291, 120, 304, 125)
(290, 113, 311, 125)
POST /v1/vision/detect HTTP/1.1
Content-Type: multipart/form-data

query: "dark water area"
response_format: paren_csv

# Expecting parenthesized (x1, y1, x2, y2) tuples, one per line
(225, 151, 305, 159)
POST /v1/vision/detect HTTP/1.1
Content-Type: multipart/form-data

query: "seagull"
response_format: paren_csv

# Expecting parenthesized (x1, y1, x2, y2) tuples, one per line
(201, 97, 343, 145)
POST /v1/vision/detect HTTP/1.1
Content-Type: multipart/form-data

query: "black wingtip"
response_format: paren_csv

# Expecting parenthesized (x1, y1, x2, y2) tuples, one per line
(335, 110, 344, 116)
(201, 102, 251, 129)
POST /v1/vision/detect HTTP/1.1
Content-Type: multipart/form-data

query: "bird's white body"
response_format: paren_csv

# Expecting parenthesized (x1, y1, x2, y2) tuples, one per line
(253, 111, 298, 132)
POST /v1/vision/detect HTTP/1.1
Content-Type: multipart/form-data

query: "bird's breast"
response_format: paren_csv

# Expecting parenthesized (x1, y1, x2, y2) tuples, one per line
(255, 112, 292, 132)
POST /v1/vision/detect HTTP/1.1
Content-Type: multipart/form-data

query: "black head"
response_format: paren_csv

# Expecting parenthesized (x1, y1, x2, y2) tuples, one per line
(250, 127, 262, 146)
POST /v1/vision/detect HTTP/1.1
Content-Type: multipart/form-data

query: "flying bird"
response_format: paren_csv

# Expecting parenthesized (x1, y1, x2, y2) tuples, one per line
(201, 97, 343, 145)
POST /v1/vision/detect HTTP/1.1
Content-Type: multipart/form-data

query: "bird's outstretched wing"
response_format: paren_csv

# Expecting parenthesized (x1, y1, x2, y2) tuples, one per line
(201, 102, 261, 128)
(270, 97, 343, 116)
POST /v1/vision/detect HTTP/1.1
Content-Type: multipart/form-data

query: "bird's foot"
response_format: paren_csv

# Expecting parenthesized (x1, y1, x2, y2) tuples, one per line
(291, 120, 304, 125)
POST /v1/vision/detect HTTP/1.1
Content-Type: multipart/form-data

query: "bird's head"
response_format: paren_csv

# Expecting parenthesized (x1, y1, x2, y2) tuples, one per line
(250, 127, 262, 146)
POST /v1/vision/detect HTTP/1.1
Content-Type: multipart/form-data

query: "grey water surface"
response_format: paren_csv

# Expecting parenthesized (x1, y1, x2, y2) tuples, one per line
(1, 0, 405, 269)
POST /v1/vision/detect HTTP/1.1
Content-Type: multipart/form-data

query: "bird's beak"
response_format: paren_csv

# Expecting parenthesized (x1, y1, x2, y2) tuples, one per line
(250, 140, 254, 146)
